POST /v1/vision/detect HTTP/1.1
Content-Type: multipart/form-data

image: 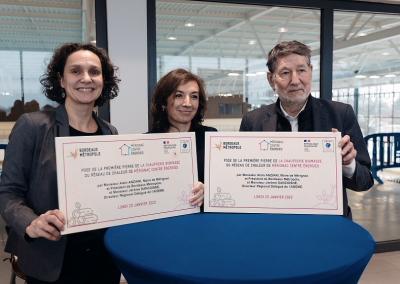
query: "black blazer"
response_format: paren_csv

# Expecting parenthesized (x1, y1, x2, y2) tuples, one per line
(148, 125, 218, 183)
(0, 104, 118, 281)
(239, 96, 374, 219)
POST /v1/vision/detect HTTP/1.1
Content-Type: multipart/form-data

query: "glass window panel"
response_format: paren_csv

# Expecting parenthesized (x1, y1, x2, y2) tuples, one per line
(0, 51, 21, 122)
(357, 116, 368, 136)
(368, 116, 380, 134)
(156, 1, 320, 131)
(335, 7, 400, 244)
(0, 0, 96, 141)
(219, 103, 242, 115)
(380, 118, 393, 133)
(394, 93, 400, 117)
(333, 11, 400, 136)
(369, 96, 380, 116)
(358, 94, 369, 117)
(393, 118, 400, 132)
(380, 93, 393, 118)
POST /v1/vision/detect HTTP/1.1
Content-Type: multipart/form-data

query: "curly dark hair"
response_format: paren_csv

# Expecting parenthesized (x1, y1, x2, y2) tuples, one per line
(151, 69, 207, 132)
(40, 43, 119, 107)
(267, 40, 312, 74)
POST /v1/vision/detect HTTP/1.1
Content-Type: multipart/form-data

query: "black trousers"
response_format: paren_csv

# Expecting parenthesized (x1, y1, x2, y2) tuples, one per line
(26, 229, 121, 284)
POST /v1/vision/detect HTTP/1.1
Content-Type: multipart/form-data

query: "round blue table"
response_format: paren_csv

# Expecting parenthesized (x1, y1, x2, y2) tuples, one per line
(104, 213, 375, 284)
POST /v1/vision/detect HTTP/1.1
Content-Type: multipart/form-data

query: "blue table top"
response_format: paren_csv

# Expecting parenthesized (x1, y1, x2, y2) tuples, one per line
(104, 213, 375, 284)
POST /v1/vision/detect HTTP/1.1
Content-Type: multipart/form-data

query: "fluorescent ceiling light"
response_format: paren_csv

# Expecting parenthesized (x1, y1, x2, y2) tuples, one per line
(369, 75, 380, 78)
(382, 52, 390, 55)
(246, 73, 256, 76)
(219, 93, 233, 97)
(249, 40, 256, 45)
(90, 40, 96, 43)
(2, 92, 10, 96)
(385, 74, 396, 77)
(167, 37, 177, 40)
(358, 33, 367, 37)
(185, 23, 195, 27)
(228, 73, 240, 76)
(256, 72, 266, 75)
(355, 75, 366, 78)
(278, 28, 287, 33)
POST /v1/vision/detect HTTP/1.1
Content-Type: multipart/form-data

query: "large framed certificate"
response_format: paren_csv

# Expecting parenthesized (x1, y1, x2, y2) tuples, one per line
(204, 132, 343, 215)
(55, 133, 199, 234)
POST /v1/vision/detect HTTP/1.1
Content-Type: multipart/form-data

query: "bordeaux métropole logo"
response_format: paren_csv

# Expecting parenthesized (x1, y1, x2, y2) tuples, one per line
(213, 140, 241, 151)
(67, 147, 79, 160)
(67, 147, 101, 159)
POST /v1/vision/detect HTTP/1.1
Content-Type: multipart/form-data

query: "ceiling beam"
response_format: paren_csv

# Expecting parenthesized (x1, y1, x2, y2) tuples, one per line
(234, 22, 247, 58)
(156, 28, 214, 35)
(158, 35, 205, 42)
(157, 20, 229, 29)
(277, 9, 294, 43)
(157, 0, 265, 10)
(312, 25, 400, 56)
(389, 39, 400, 56)
(179, 7, 278, 56)
(0, 27, 81, 35)
(0, 33, 80, 40)
(0, 10, 81, 20)
(157, 10, 247, 20)
(157, 23, 322, 35)
(203, 70, 243, 82)
(342, 13, 361, 42)
(0, 1, 81, 9)
(248, 19, 267, 58)
(157, 10, 381, 29)
(0, 19, 81, 29)
(349, 14, 374, 40)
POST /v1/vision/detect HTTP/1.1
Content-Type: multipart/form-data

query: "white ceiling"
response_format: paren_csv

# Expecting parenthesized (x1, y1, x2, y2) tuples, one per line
(156, 0, 400, 97)
(0, 0, 95, 52)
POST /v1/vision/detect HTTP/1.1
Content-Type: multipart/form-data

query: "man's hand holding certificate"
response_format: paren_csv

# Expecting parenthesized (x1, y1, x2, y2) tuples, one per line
(55, 133, 199, 234)
(204, 132, 343, 215)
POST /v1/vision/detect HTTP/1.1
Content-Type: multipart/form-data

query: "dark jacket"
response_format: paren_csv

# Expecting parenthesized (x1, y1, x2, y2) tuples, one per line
(0, 104, 118, 282)
(149, 125, 218, 183)
(239, 95, 374, 220)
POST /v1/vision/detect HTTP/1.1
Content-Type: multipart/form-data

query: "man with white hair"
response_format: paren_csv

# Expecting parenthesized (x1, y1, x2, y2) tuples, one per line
(239, 40, 374, 220)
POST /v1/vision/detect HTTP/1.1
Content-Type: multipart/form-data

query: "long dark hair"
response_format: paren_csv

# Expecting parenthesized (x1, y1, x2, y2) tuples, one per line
(151, 69, 207, 132)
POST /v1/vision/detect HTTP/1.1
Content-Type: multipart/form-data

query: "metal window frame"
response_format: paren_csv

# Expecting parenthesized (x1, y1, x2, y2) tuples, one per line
(147, 0, 400, 105)
(95, 0, 110, 122)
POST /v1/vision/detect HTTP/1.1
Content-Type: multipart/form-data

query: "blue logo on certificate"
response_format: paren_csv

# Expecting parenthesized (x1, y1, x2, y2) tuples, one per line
(323, 140, 334, 152)
(180, 140, 190, 153)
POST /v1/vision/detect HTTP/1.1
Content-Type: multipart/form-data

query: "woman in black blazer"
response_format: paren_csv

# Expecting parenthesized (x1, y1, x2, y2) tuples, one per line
(149, 69, 217, 208)
(0, 43, 121, 284)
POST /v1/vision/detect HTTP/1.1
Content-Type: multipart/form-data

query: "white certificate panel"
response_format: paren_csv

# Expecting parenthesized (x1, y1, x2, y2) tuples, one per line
(56, 133, 199, 234)
(204, 132, 343, 215)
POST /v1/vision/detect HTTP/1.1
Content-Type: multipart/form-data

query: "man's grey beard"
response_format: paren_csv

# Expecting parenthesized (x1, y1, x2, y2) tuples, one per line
(277, 84, 310, 107)
(279, 91, 309, 106)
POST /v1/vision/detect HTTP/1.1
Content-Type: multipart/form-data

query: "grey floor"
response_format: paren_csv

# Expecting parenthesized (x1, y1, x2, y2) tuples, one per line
(1, 170, 399, 283)
(348, 169, 400, 242)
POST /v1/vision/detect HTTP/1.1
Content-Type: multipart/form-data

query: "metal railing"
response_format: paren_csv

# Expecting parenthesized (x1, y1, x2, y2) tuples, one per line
(364, 133, 400, 184)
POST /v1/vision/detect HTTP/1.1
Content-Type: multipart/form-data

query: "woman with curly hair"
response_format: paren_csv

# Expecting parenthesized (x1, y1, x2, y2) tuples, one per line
(0, 43, 121, 283)
(149, 69, 217, 208)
